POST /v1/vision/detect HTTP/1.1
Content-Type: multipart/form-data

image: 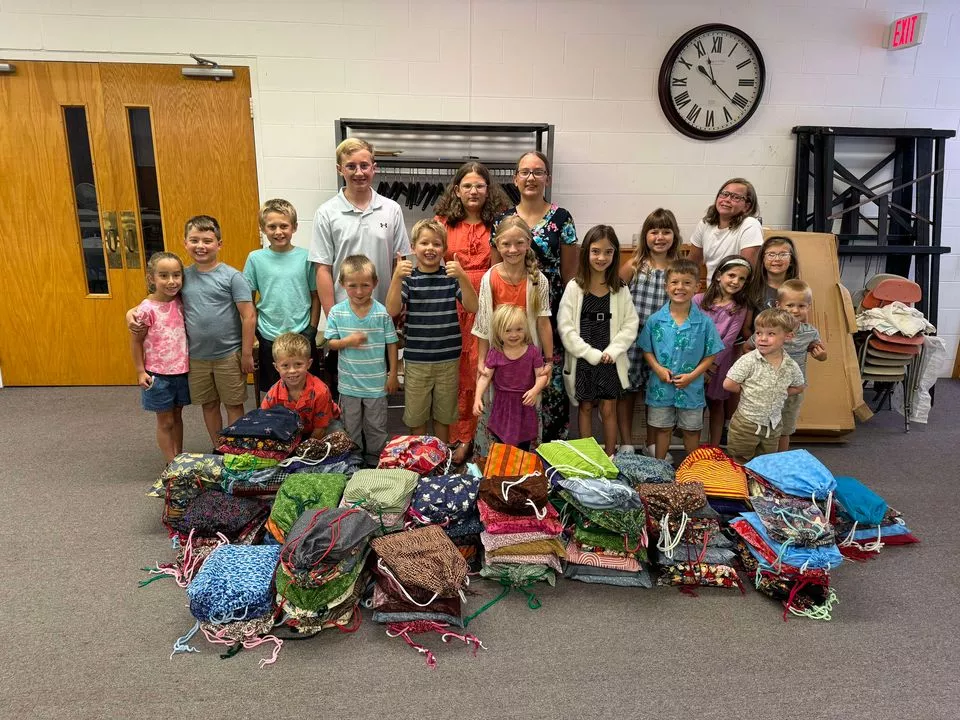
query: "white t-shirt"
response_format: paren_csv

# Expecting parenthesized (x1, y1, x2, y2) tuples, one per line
(689, 216, 763, 277)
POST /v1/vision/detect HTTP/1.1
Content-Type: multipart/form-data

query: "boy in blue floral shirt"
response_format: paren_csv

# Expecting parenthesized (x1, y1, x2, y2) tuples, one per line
(638, 259, 723, 460)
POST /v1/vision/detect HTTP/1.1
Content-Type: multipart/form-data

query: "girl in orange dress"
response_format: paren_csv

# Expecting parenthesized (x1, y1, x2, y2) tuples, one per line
(434, 162, 510, 464)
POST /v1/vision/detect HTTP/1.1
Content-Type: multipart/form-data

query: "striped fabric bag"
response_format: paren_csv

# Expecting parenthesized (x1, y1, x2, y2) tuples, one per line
(675, 446, 749, 500)
(482, 443, 543, 478)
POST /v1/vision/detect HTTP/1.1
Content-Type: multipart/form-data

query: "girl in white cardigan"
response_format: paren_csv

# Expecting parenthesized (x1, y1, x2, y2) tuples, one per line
(558, 225, 639, 455)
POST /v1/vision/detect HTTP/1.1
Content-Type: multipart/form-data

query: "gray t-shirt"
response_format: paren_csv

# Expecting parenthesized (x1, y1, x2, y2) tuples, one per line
(784, 322, 821, 381)
(181, 263, 252, 360)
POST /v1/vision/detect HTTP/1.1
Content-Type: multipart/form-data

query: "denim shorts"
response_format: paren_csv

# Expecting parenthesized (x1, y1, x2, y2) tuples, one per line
(141, 372, 191, 412)
(646, 404, 703, 432)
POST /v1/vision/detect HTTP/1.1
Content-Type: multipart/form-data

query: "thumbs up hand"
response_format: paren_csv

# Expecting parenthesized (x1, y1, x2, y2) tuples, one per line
(445, 253, 466, 280)
(393, 252, 413, 280)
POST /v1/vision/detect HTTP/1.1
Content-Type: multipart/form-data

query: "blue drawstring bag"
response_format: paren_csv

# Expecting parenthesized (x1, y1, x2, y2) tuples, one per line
(187, 544, 281, 623)
(833, 476, 887, 525)
(745, 450, 836, 500)
(741, 512, 843, 572)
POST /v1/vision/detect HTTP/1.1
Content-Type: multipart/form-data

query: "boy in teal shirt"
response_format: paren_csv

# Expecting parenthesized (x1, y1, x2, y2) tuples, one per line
(243, 199, 320, 391)
(638, 259, 724, 460)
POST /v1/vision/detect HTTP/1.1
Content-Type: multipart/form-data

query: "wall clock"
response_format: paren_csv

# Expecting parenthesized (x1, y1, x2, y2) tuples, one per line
(657, 24, 766, 140)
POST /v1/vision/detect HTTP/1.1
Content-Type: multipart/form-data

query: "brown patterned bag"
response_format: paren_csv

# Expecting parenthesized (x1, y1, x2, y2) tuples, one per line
(371, 525, 468, 598)
(478, 472, 549, 517)
(635, 482, 707, 519)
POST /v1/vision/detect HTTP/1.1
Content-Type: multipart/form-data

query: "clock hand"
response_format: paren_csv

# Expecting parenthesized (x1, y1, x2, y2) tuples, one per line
(705, 56, 717, 83)
(697, 65, 736, 103)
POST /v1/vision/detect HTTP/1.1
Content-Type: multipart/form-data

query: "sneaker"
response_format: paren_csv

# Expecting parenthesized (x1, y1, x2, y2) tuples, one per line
(617, 444, 635, 455)
(646, 444, 674, 464)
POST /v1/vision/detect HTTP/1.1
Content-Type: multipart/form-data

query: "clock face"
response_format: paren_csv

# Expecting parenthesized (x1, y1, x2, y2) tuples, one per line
(658, 24, 766, 140)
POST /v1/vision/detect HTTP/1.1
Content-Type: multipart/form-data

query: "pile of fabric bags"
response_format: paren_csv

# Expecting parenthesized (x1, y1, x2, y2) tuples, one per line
(216, 407, 303, 460)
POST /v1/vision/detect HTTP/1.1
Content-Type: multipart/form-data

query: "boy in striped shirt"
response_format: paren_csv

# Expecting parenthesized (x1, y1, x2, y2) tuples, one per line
(386, 219, 478, 442)
(325, 255, 399, 463)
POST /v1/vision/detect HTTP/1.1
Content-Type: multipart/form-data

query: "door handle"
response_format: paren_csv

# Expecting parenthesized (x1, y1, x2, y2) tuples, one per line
(120, 210, 142, 269)
(101, 210, 122, 268)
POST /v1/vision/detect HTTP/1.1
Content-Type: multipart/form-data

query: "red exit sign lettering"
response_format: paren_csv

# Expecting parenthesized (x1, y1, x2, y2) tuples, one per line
(883, 12, 926, 50)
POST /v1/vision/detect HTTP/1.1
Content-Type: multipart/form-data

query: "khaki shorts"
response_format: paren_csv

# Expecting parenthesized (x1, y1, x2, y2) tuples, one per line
(188, 352, 248, 407)
(780, 392, 804, 436)
(403, 359, 459, 427)
(726, 411, 780, 461)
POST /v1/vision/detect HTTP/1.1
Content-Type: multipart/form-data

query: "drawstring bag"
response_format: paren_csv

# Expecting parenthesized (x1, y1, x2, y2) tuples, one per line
(219, 407, 303, 443)
(745, 450, 836, 500)
(556, 490, 647, 551)
(160, 453, 224, 535)
(187, 544, 281, 624)
(342, 469, 420, 515)
(752, 495, 835, 548)
(556, 476, 642, 511)
(477, 498, 565, 536)
(479, 472, 549, 517)
(274, 551, 369, 616)
(279, 507, 379, 585)
(371, 525, 468, 600)
(675, 446, 749, 500)
(267, 473, 348, 543)
(411, 473, 481, 526)
(537, 438, 619, 482)
(834, 475, 887, 525)
(378, 435, 451, 476)
(613, 451, 675, 485)
(383, 620, 485, 668)
(483, 443, 543, 477)
(294, 432, 357, 462)
(635, 482, 707, 519)
(176, 490, 268, 541)
(737, 512, 843, 573)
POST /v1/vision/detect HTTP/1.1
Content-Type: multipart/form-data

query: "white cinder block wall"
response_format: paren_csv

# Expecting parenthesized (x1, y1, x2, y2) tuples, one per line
(2, 0, 959, 374)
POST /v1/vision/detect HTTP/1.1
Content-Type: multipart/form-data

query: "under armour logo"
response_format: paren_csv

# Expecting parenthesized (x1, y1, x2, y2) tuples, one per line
(380, 222, 389, 229)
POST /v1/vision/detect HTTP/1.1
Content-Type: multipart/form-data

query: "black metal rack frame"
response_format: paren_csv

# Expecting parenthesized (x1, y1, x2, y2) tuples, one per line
(334, 118, 555, 199)
(791, 125, 955, 325)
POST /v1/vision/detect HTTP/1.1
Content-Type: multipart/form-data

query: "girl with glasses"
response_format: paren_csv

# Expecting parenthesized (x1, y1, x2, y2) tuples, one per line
(749, 235, 801, 310)
(491, 151, 579, 445)
(687, 177, 763, 277)
(433, 162, 511, 464)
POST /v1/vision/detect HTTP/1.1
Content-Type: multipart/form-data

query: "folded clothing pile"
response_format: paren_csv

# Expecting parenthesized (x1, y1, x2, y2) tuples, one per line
(266, 472, 347, 543)
(410, 471, 482, 565)
(555, 473, 651, 588)
(274, 507, 378, 634)
(370, 525, 483, 667)
(340, 468, 420, 533)
(177, 543, 284, 667)
(638, 482, 741, 591)
(831, 475, 919, 559)
(216, 407, 303, 460)
(730, 508, 842, 621)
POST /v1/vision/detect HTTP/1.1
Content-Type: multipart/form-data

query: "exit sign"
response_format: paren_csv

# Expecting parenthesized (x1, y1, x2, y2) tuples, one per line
(883, 12, 926, 50)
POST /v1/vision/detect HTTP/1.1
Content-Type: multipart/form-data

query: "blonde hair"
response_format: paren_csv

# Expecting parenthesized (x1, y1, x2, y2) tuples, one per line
(184, 214, 221, 241)
(259, 198, 297, 227)
(145, 251, 183, 293)
(754, 307, 799, 333)
(336, 137, 374, 164)
(272, 332, 311, 361)
(339, 254, 377, 284)
(778, 279, 813, 302)
(493, 215, 542, 314)
(490, 304, 530, 351)
(411, 218, 448, 251)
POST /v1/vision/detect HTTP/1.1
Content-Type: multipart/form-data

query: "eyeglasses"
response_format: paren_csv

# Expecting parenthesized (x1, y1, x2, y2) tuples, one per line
(764, 251, 792, 260)
(459, 183, 487, 192)
(517, 168, 548, 178)
(342, 162, 373, 172)
(718, 190, 747, 202)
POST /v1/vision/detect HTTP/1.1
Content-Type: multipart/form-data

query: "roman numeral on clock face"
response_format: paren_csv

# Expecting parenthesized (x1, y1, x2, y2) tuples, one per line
(705, 110, 715, 127)
(694, 40, 706, 57)
(736, 59, 751, 70)
(671, 77, 687, 87)
(674, 91, 691, 109)
(739, 78, 755, 86)
(723, 106, 733, 123)
(686, 103, 701, 123)
(678, 56, 692, 70)
(711, 36, 722, 53)
(732, 93, 748, 109)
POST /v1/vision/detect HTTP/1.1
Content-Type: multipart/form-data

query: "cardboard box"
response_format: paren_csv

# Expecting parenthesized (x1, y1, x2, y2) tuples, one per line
(766, 230, 871, 435)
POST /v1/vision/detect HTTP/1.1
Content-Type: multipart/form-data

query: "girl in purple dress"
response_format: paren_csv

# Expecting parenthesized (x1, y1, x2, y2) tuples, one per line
(473, 304, 550, 451)
(694, 255, 754, 447)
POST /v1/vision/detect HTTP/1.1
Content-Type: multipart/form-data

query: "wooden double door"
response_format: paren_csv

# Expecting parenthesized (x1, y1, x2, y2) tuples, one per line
(0, 61, 260, 386)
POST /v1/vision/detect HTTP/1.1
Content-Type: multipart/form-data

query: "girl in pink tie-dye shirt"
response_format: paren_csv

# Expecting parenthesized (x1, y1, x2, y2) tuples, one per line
(131, 252, 190, 464)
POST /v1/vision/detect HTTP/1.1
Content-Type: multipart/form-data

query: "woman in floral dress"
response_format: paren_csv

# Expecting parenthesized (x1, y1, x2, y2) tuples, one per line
(492, 151, 578, 444)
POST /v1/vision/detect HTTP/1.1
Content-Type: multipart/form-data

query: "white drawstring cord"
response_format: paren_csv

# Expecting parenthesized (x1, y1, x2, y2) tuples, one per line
(657, 511, 688, 559)
(376, 558, 440, 608)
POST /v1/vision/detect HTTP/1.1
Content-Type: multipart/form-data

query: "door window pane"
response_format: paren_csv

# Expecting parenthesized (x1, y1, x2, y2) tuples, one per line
(64, 106, 110, 293)
(127, 107, 164, 260)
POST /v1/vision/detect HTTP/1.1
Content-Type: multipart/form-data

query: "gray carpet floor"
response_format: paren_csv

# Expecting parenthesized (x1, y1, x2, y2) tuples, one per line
(1, 382, 958, 720)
